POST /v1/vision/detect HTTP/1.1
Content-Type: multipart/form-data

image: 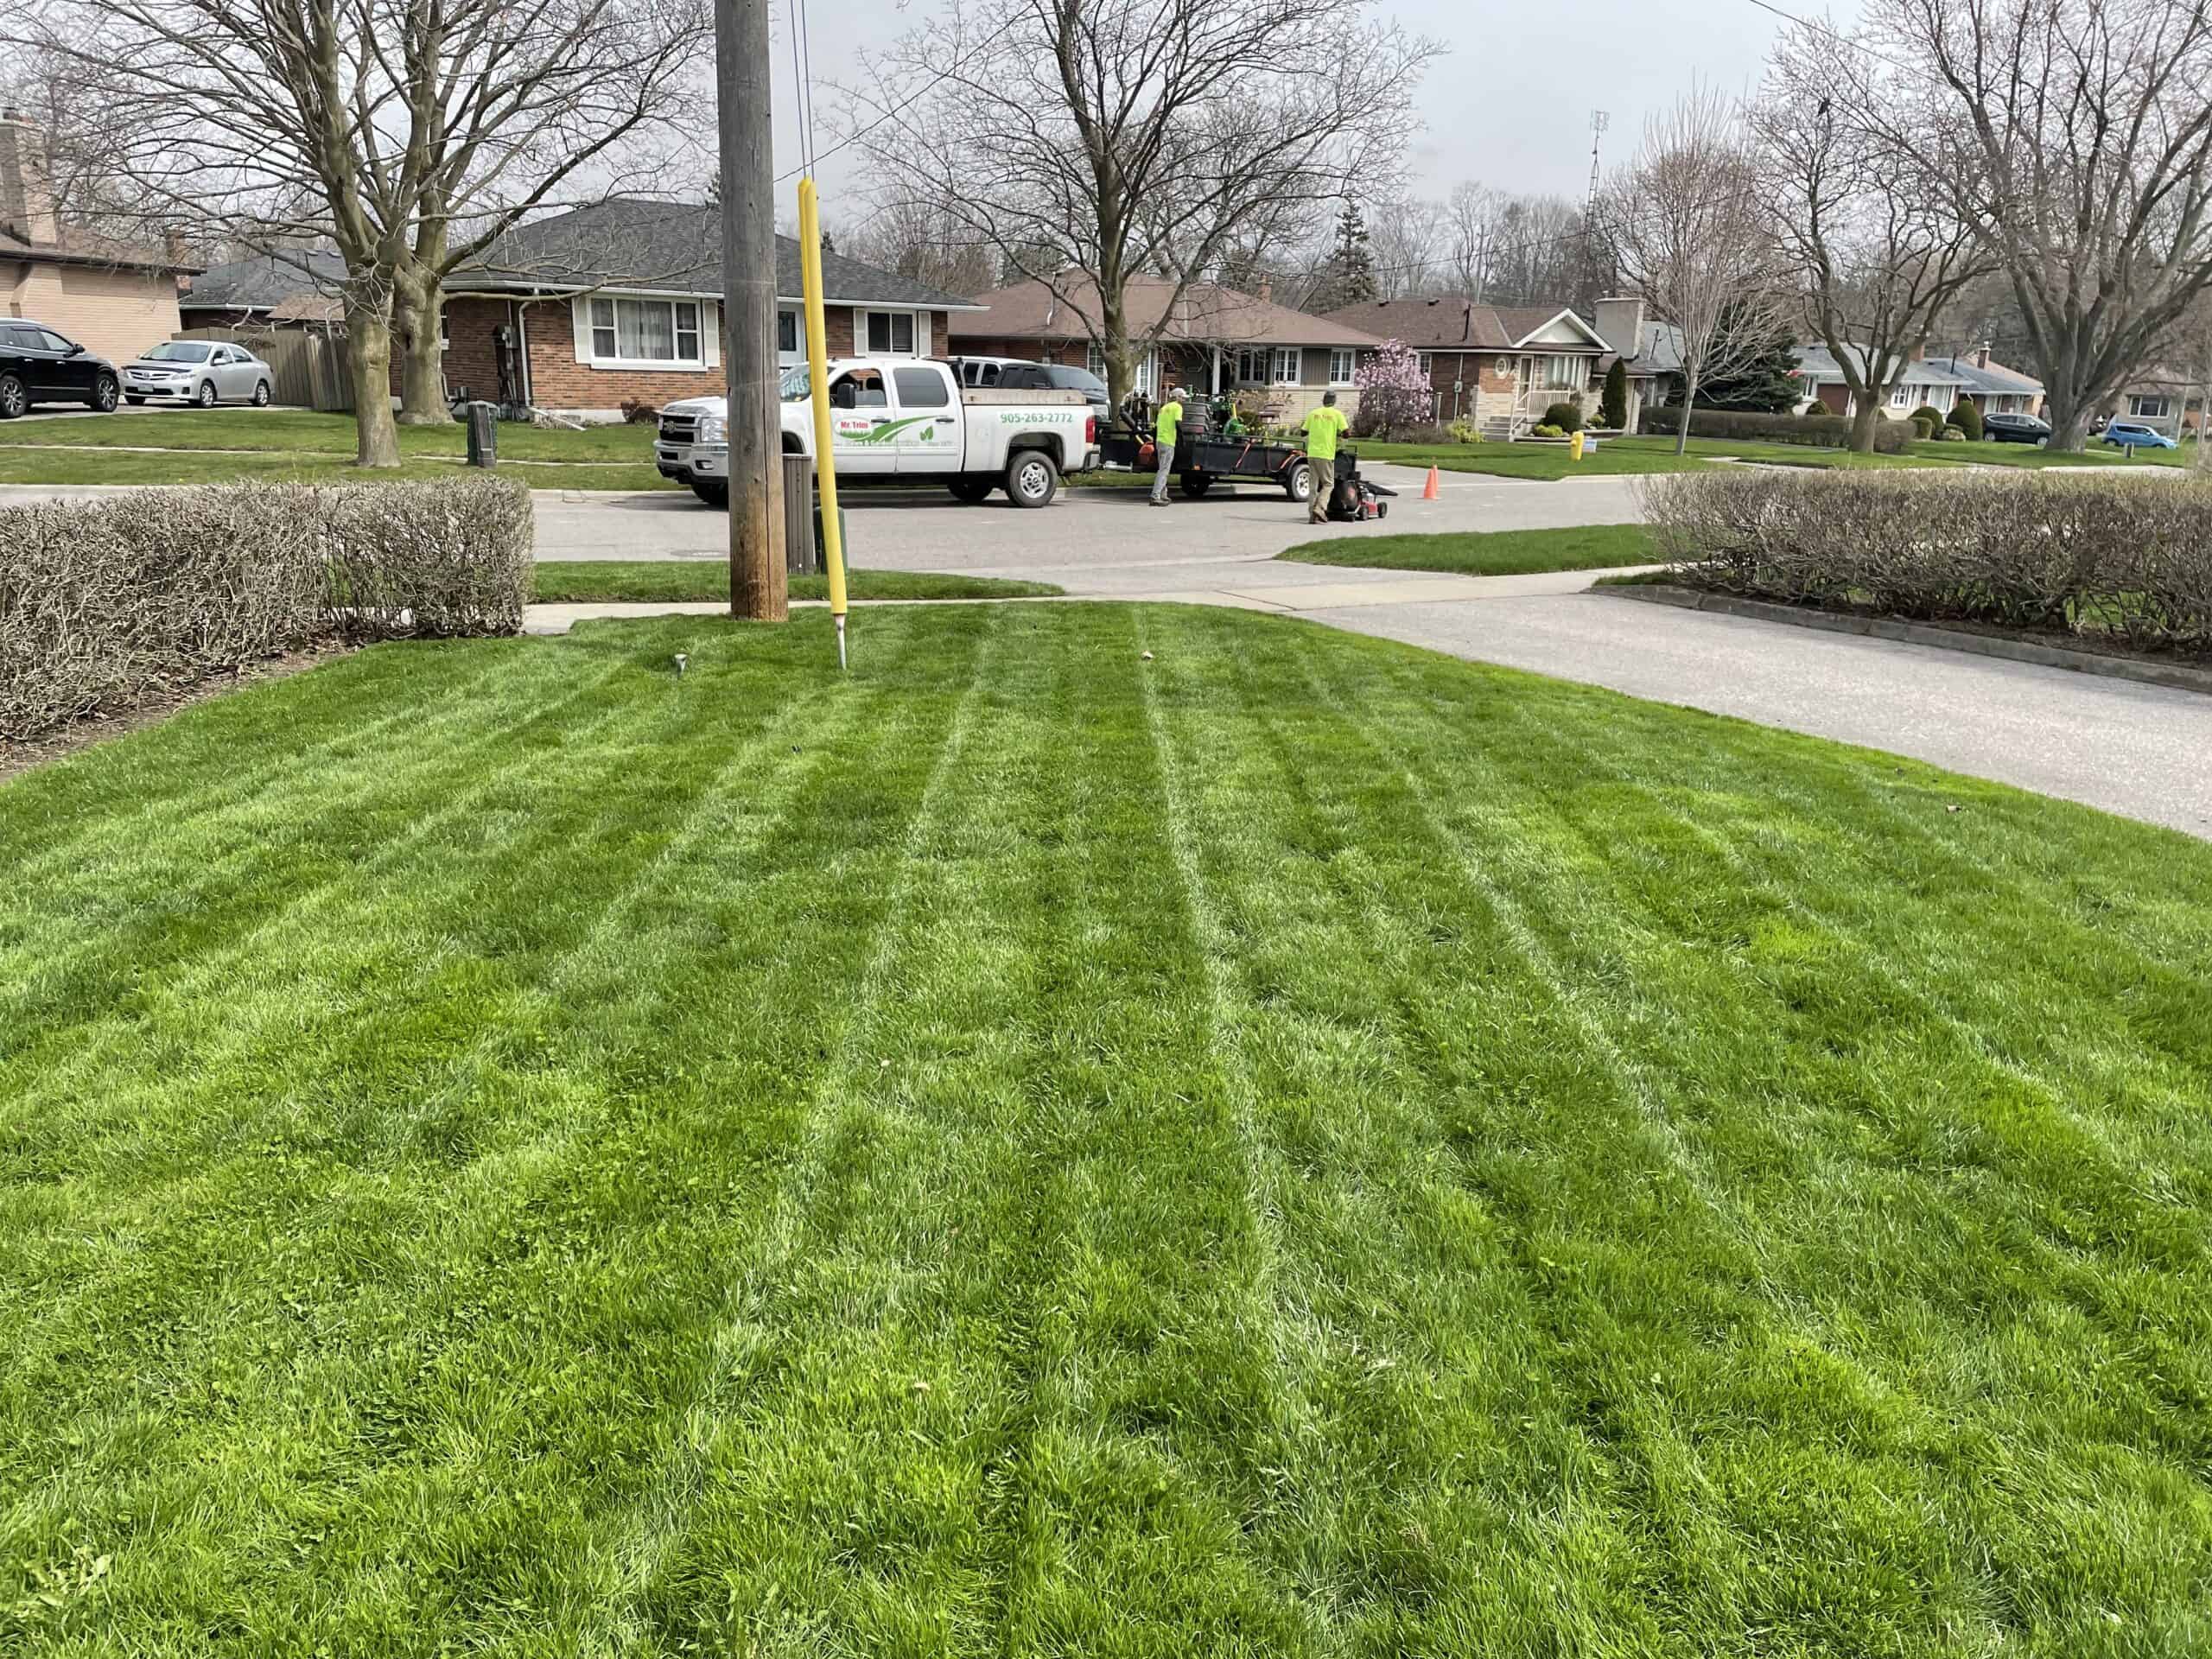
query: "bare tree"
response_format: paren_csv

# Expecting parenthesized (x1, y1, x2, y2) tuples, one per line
(1367, 195, 1448, 298)
(1866, 0, 2212, 449)
(1751, 22, 1992, 450)
(856, 0, 1437, 407)
(1598, 86, 1792, 454)
(18, 0, 707, 461)
(841, 194, 1001, 300)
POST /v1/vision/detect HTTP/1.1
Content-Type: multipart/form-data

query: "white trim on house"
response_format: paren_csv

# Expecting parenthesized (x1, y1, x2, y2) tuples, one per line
(1327, 348, 1357, 386)
(572, 292, 709, 372)
(1508, 308, 1612, 351)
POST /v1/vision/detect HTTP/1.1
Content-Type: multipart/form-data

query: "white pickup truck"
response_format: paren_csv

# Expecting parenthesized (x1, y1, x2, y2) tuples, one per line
(656, 357, 1100, 509)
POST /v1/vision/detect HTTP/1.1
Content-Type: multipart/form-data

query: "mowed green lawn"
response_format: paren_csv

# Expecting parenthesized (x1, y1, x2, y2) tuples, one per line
(1278, 524, 1656, 575)
(5, 605, 2212, 1654)
(532, 561, 1064, 603)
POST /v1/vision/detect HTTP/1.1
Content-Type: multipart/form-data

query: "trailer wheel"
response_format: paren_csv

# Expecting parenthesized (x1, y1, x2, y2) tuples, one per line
(947, 475, 995, 504)
(1179, 471, 1213, 499)
(1006, 448, 1059, 508)
(1283, 460, 1313, 503)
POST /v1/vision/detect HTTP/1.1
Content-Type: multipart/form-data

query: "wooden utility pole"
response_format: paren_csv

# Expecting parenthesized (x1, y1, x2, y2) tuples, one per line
(716, 0, 786, 619)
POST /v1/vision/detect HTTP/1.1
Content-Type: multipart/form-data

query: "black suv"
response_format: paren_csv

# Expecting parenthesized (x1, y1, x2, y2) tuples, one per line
(0, 321, 120, 418)
(1983, 410, 2051, 446)
(995, 363, 1110, 410)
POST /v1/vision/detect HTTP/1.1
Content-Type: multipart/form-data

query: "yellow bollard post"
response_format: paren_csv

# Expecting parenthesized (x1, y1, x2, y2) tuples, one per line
(798, 178, 849, 668)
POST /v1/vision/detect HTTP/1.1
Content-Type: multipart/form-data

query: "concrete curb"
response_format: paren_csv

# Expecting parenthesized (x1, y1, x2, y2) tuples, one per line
(1601, 582, 2212, 696)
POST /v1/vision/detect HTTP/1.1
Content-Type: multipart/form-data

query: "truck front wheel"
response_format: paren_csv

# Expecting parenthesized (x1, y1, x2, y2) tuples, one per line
(947, 475, 995, 504)
(1005, 449, 1059, 508)
(692, 481, 728, 508)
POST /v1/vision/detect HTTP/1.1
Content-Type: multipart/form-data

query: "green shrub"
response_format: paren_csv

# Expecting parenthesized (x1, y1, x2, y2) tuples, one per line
(1948, 399, 1984, 442)
(1600, 359, 1630, 430)
(1532, 423, 1565, 439)
(1640, 405, 1910, 454)
(1937, 427, 1967, 442)
(1910, 403, 1947, 431)
(1447, 417, 1479, 445)
(1541, 398, 1585, 432)
(0, 476, 533, 740)
(1642, 469, 2212, 654)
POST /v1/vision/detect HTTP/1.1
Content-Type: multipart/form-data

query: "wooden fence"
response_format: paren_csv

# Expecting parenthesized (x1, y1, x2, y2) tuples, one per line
(175, 324, 355, 412)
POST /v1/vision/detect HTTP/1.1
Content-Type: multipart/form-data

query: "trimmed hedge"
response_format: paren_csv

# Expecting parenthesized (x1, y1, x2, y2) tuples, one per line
(1643, 468, 2212, 654)
(1639, 405, 1911, 454)
(2, 476, 533, 739)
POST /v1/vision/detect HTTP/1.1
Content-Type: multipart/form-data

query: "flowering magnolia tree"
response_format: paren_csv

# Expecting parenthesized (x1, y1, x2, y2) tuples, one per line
(1351, 338, 1433, 438)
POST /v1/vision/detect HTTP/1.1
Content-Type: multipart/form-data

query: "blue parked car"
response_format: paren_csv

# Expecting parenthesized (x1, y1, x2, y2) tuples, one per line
(2100, 421, 2178, 450)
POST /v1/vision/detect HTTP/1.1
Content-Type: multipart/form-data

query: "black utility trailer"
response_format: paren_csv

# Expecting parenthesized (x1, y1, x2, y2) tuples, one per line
(1099, 418, 1392, 519)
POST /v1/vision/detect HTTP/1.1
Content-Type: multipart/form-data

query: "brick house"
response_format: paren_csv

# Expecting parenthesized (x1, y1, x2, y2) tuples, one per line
(442, 197, 982, 418)
(1320, 296, 1621, 435)
(952, 272, 1381, 422)
(2, 110, 198, 366)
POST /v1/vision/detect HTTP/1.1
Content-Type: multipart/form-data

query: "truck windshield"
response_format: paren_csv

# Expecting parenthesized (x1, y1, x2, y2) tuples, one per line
(779, 366, 812, 401)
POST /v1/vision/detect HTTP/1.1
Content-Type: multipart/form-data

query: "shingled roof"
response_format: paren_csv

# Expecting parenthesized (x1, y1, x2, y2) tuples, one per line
(952, 272, 1382, 348)
(452, 197, 981, 310)
(180, 250, 349, 313)
(1319, 297, 1607, 352)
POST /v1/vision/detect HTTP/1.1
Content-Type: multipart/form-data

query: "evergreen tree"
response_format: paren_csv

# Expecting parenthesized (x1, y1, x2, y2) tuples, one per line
(1600, 356, 1630, 429)
(1313, 199, 1376, 310)
(821, 228, 836, 257)
(1693, 302, 1801, 412)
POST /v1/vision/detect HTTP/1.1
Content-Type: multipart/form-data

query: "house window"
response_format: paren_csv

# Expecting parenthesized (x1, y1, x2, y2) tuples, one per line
(778, 309, 798, 355)
(586, 296, 703, 365)
(1273, 347, 1300, 385)
(1417, 352, 1433, 378)
(1535, 353, 1586, 390)
(1889, 384, 1910, 408)
(2132, 394, 2171, 419)
(1086, 342, 1107, 379)
(1328, 349, 1357, 385)
(863, 310, 917, 354)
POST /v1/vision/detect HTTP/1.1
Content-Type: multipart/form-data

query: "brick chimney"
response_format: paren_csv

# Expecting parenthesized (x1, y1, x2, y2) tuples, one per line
(1255, 274, 1272, 304)
(1976, 341, 1992, 369)
(0, 110, 60, 246)
(1593, 296, 1645, 359)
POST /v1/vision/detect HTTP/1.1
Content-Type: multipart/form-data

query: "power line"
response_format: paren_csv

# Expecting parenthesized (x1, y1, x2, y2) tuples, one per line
(774, 12, 1025, 185)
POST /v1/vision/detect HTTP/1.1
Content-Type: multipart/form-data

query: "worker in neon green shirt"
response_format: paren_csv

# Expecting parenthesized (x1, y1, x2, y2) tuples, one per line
(1301, 390, 1348, 524)
(1149, 387, 1185, 506)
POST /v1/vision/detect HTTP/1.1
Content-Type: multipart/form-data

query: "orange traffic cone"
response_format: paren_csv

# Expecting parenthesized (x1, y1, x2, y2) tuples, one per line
(1422, 465, 1441, 500)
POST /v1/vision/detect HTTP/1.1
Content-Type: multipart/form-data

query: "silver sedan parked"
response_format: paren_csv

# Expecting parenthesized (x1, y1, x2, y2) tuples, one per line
(121, 340, 275, 408)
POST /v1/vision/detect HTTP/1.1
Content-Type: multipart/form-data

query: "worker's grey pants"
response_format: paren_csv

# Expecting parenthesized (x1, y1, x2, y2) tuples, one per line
(1151, 442, 1176, 502)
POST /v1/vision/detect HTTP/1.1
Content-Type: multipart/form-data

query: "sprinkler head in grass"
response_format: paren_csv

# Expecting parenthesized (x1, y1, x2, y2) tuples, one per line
(673, 652, 688, 678)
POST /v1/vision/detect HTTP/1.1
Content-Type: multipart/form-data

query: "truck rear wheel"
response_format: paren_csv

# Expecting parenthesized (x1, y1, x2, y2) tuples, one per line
(1179, 471, 1213, 499)
(947, 476, 995, 504)
(1005, 449, 1058, 508)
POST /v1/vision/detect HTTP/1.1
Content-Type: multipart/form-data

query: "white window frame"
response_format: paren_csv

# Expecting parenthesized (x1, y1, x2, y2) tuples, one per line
(582, 295, 705, 370)
(2131, 393, 2171, 419)
(862, 309, 919, 356)
(1417, 352, 1434, 378)
(777, 308, 800, 362)
(1889, 383, 1911, 409)
(1328, 348, 1357, 386)
(1086, 342, 1107, 380)
(1272, 347, 1300, 386)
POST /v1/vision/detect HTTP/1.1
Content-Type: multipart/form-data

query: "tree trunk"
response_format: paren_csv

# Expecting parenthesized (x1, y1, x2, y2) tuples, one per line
(1675, 365, 1698, 455)
(393, 267, 448, 425)
(346, 302, 403, 468)
(1848, 397, 1881, 454)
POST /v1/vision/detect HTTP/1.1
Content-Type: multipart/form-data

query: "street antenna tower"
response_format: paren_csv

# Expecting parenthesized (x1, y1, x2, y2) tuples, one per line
(1586, 110, 1610, 208)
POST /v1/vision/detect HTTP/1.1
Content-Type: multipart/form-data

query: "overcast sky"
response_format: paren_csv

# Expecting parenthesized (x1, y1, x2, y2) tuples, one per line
(768, 0, 1869, 216)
